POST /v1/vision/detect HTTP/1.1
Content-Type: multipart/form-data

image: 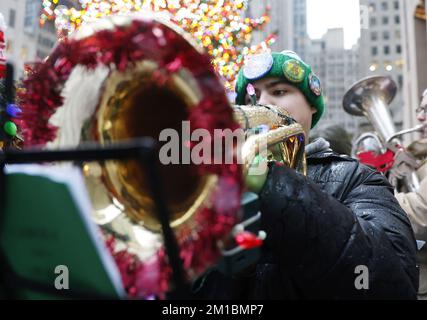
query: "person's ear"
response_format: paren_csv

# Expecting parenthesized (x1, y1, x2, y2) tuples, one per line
(311, 106, 317, 115)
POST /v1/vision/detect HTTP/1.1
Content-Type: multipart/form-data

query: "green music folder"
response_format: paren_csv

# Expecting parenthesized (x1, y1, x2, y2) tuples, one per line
(1, 164, 125, 299)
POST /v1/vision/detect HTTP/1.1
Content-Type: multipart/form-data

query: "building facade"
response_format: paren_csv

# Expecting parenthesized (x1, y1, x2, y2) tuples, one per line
(0, 0, 78, 79)
(359, 0, 405, 131)
(248, 1, 360, 135)
(292, 0, 309, 61)
(308, 29, 361, 136)
(401, 0, 427, 144)
(248, 0, 296, 53)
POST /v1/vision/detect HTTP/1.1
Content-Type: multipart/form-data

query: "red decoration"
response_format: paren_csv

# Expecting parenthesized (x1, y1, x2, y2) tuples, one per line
(105, 236, 171, 299)
(357, 149, 395, 173)
(0, 31, 6, 79)
(0, 65, 5, 79)
(235, 231, 264, 249)
(19, 17, 243, 299)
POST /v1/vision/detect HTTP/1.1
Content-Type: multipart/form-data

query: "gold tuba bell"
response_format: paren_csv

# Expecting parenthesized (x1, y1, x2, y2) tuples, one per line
(20, 13, 306, 297)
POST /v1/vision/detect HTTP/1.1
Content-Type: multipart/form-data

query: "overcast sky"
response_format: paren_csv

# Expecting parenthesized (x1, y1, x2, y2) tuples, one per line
(307, 0, 361, 49)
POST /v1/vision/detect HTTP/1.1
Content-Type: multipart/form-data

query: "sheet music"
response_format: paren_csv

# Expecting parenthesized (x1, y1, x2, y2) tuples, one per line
(3, 164, 126, 299)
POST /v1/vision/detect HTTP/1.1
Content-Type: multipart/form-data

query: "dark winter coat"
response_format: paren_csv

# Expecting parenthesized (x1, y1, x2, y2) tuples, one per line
(192, 139, 419, 299)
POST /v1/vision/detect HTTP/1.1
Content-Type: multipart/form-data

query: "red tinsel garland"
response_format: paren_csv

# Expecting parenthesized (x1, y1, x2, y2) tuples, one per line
(19, 17, 242, 299)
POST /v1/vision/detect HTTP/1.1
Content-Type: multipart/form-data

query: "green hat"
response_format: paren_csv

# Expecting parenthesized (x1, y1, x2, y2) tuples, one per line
(235, 51, 325, 128)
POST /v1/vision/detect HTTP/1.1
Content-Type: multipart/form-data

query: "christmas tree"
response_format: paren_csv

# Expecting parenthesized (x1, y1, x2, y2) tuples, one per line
(40, 0, 276, 89)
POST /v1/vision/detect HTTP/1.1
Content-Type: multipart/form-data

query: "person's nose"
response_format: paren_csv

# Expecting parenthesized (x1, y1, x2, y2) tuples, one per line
(417, 109, 426, 122)
(258, 92, 272, 105)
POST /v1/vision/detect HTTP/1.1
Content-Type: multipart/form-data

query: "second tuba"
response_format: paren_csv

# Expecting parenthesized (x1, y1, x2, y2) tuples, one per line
(343, 76, 423, 191)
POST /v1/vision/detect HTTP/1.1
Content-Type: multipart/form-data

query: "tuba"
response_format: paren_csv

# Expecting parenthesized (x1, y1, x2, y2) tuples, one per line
(19, 13, 306, 298)
(343, 75, 423, 192)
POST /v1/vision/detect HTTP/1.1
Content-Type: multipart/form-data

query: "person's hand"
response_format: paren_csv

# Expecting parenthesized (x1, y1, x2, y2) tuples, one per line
(389, 148, 420, 180)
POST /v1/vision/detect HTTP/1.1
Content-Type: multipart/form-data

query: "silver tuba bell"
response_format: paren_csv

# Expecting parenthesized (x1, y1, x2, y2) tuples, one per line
(343, 75, 423, 192)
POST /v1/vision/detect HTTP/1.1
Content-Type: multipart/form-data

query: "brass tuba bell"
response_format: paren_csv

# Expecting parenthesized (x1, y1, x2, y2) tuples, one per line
(20, 13, 306, 297)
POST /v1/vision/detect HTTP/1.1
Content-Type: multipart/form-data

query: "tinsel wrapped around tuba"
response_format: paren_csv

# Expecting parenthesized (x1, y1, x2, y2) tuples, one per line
(19, 13, 306, 298)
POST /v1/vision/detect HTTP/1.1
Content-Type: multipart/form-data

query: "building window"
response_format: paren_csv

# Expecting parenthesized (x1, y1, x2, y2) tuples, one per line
(20, 46, 29, 60)
(370, 17, 377, 26)
(383, 31, 390, 40)
(43, 20, 56, 33)
(300, 14, 305, 25)
(9, 9, 16, 28)
(381, 2, 388, 10)
(37, 35, 55, 49)
(6, 40, 13, 54)
(369, 3, 376, 12)
(371, 32, 378, 40)
(384, 45, 390, 55)
(394, 1, 399, 10)
(24, 0, 40, 35)
(394, 15, 400, 24)
(36, 50, 48, 59)
(398, 75, 403, 88)
(396, 44, 402, 54)
(395, 30, 401, 39)
(24, 16, 32, 27)
(372, 47, 378, 55)
(382, 16, 389, 25)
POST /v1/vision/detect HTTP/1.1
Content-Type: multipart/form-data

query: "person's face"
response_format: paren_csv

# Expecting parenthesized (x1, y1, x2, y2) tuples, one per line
(417, 95, 427, 138)
(244, 77, 317, 138)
